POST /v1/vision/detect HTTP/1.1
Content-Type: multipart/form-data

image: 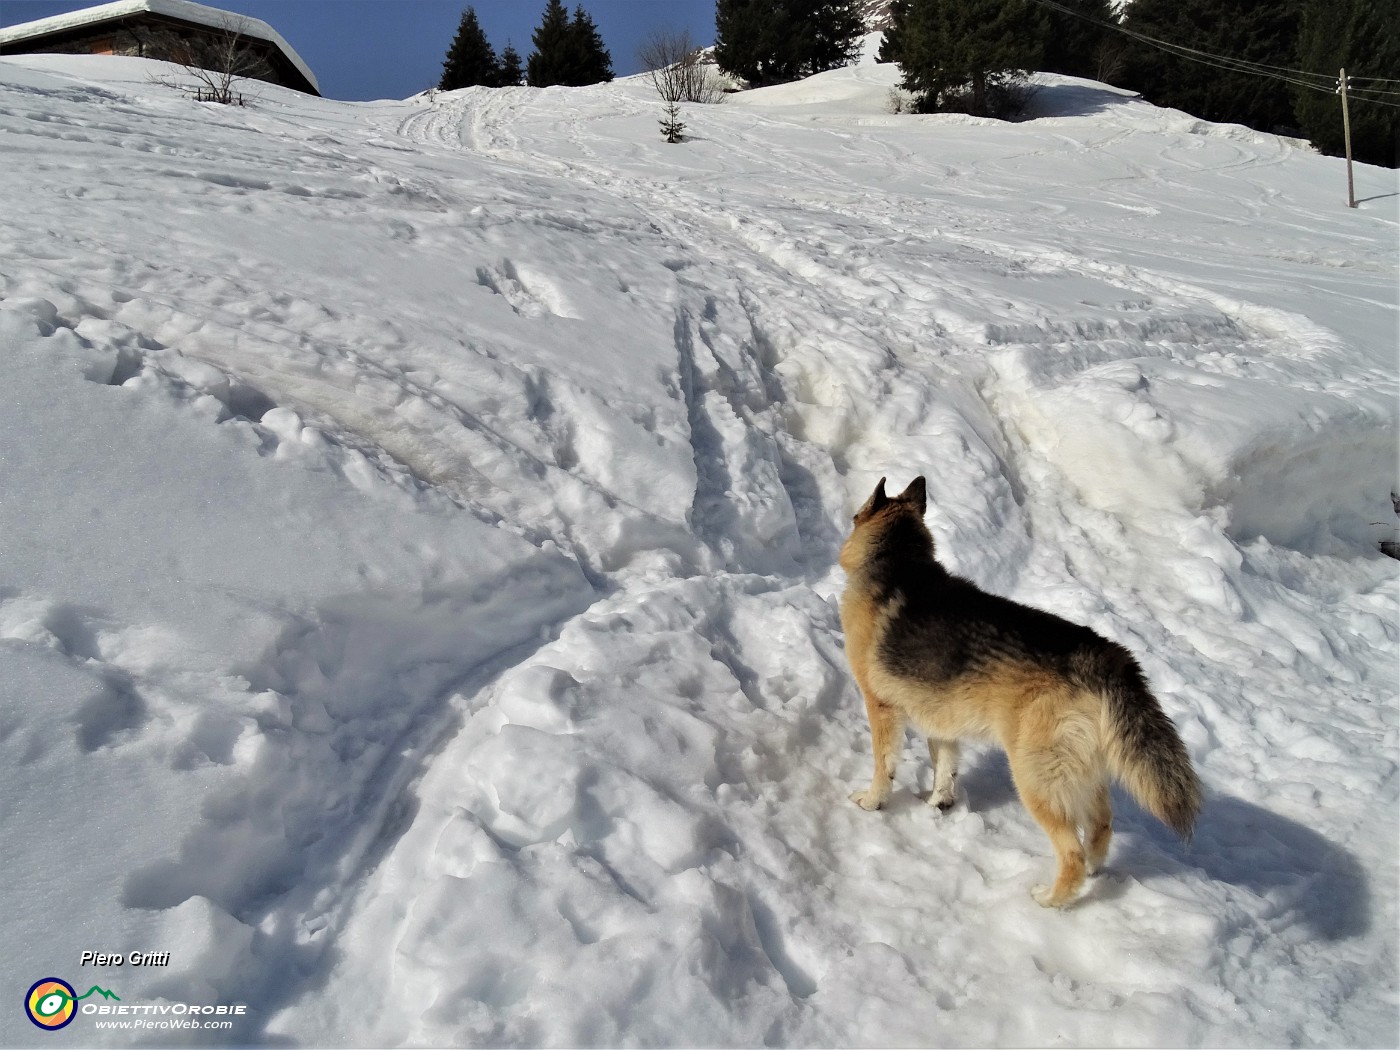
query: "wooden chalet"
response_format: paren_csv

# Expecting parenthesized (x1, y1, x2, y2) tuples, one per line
(0, 0, 320, 96)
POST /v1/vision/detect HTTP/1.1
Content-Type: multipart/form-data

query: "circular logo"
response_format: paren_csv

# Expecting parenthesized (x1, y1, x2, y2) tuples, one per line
(25, 978, 77, 1031)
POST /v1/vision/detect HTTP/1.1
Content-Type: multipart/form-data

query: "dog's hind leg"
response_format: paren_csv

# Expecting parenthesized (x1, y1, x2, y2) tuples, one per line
(1084, 781, 1112, 875)
(852, 693, 903, 811)
(1007, 736, 1090, 906)
(1018, 785, 1087, 908)
(926, 737, 959, 811)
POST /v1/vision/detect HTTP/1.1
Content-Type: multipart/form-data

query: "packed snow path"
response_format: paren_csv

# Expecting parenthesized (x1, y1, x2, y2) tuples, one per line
(0, 53, 1396, 1047)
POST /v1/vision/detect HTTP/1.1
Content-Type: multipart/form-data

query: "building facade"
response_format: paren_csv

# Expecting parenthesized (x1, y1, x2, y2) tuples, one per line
(0, 0, 319, 96)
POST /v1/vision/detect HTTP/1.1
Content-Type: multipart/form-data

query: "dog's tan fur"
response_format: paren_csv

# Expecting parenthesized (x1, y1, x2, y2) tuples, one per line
(840, 476, 1201, 907)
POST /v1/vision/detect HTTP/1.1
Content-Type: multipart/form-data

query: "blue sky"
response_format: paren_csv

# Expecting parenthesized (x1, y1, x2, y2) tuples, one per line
(1, 0, 722, 100)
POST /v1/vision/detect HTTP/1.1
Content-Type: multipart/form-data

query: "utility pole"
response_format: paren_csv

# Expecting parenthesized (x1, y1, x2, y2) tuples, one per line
(1338, 68, 1356, 208)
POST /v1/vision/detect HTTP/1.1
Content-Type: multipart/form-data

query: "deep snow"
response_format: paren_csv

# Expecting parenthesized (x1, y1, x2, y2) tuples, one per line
(0, 44, 1396, 1048)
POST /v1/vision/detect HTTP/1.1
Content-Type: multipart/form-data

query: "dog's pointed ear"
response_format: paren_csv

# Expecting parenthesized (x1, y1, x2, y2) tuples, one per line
(854, 477, 889, 521)
(898, 476, 927, 515)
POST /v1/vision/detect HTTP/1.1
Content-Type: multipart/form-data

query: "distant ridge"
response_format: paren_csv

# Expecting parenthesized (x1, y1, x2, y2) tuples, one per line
(858, 0, 893, 32)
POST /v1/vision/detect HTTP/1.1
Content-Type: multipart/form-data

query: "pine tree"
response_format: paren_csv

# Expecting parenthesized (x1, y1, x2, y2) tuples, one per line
(527, 0, 573, 86)
(877, 0, 909, 65)
(1293, 0, 1398, 167)
(496, 42, 524, 86)
(884, 0, 1046, 117)
(787, 0, 865, 77)
(1039, 0, 1117, 81)
(439, 7, 500, 91)
(714, 0, 864, 87)
(1119, 0, 1300, 132)
(527, 0, 613, 86)
(714, 0, 788, 86)
(567, 6, 614, 85)
(660, 100, 686, 142)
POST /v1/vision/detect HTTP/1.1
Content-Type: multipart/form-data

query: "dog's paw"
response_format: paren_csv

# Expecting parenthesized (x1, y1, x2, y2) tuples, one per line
(850, 789, 887, 811)
(926, 790, 957, 812)
(1031, 884, 1067, 908)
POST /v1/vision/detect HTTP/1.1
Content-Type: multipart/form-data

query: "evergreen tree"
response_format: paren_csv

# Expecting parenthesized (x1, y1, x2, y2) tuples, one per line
(882, 0, 1046, 117)
(527, 0, 573, 86)
(567, 6, 614, 84)
(496, 42, 524, 86)
(715, 0, 790, 86)
(1293, 0, 1398, 167)
(1119, 0, 1300, 132)
(877, 0, 909, 65)
(527, 0, 614, 86)
(439, 7, 500, 91)
(788, 0, 865, 77)
(660, 100, 686, 142)
(714, 0, 864, 87)
(1039, 0, 1117, 81)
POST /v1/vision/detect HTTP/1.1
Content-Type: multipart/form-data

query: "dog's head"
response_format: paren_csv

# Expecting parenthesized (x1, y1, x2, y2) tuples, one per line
(841, 476, 931, 573)
(852, 476, 926, 524)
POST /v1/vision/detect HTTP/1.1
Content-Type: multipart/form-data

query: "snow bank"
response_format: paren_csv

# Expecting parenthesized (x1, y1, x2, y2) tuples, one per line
(0, 294, 594, 1040)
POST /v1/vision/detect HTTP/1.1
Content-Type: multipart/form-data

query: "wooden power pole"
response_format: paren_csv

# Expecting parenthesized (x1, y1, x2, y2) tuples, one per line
(1339, 68, 1357, 208)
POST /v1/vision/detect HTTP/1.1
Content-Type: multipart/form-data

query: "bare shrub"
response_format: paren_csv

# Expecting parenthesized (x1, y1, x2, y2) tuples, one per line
(1002, 76, 1044, 120)
(919, 72, 1041, 120)
(638, 28, 724, 104)
(146, 14, 273, 105)
(1094, 39, 1129, 85)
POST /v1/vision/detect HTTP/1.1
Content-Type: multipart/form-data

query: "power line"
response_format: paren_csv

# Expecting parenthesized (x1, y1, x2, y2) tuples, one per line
(1026, 0, 1328, 82)
(1338, 91, 1400, 110)
(1022, 0, 1400, 108)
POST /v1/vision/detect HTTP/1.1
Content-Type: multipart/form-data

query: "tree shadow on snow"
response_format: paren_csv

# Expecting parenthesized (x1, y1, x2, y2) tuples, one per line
(1020, 81, 1140, 120)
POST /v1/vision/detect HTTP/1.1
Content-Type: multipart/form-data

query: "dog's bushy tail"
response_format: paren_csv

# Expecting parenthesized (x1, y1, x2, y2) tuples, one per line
(1074, 645, 1201, 839)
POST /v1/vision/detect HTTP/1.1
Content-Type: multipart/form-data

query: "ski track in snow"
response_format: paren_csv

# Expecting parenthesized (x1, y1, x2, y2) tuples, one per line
(0, 53, 1396, 1048)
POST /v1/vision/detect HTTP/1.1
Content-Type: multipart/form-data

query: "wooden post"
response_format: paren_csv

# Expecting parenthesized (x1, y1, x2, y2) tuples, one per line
(1339, 67, 1356, 208)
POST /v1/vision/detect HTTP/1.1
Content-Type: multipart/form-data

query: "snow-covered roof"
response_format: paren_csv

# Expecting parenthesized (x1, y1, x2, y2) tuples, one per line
(0, 0, 318, 93)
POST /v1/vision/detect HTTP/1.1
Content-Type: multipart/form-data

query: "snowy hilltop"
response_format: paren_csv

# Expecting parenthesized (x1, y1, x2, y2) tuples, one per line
(0, 47, 1396, 1048)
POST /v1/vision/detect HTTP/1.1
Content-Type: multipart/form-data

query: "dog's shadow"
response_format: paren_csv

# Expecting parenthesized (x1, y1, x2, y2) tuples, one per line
(954, 750, 1371, 941)
(1184, 794, 1371, 941)
(955, 748, 1021, 810)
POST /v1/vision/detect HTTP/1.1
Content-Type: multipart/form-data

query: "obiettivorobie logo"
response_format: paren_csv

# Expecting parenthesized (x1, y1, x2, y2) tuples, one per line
(25, 978, 120, 1031)
(23, 975, 248, 1033)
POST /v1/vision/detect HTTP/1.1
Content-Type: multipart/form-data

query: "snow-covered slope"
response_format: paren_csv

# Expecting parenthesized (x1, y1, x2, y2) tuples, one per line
(0, 53, 1395, 1047)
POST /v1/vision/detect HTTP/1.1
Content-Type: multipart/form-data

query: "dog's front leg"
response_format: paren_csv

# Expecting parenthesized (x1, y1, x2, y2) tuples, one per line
(852, 692, 902, 810)
(926, 737, 959, 811)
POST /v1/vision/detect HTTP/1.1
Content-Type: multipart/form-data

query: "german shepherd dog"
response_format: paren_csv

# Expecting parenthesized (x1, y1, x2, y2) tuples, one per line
(840, 477, 1201, 907)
